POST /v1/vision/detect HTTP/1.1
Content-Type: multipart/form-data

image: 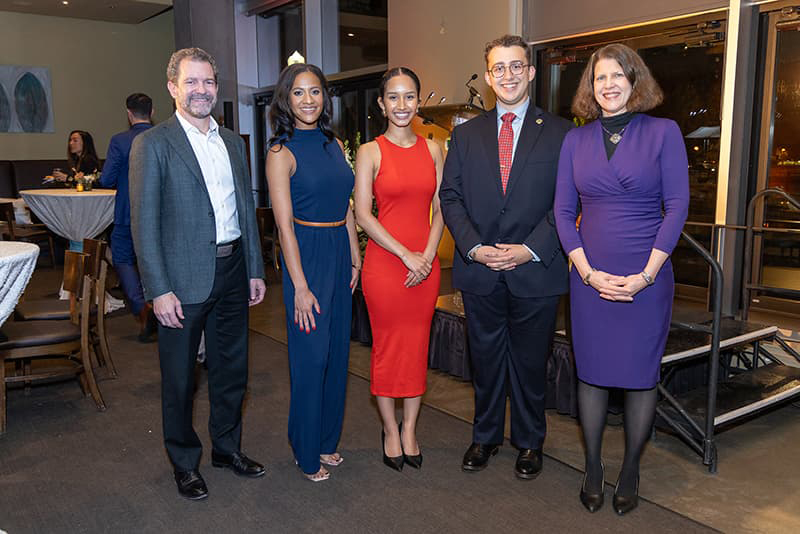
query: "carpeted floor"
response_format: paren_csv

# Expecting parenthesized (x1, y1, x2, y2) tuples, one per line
(0, 301, 714, 533)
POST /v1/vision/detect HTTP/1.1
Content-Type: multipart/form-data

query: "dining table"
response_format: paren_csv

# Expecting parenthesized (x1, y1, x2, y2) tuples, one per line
(18, 189, 115, 244)
(17, 189, 123, 311)
(0, 242, 40, 331)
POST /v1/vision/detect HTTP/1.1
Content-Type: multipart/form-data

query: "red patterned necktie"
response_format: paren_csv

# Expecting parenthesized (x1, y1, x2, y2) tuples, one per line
(498, 112, 516, 194)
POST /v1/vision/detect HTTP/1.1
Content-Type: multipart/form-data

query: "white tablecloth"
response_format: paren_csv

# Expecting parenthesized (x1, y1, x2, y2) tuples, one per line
(0, 197, 33, 225)
(19, 189, 114, 242)
(0, 242, 39, 327)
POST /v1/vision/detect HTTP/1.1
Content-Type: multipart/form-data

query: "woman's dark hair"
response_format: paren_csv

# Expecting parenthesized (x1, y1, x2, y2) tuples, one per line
(67, 130, 100, 173)
(379, 67, 421, 98)
(571, 43, 663, 120)
(268, 63, 334, 147)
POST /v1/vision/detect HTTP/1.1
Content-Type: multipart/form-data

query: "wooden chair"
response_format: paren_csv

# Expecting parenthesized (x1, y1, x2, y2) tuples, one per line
(0, 202, 56, 267)
(13, 239, 116, 378)
(256, 207, 281, 272)
(0, 252, 105, 434)
(81, 239, 116, 377)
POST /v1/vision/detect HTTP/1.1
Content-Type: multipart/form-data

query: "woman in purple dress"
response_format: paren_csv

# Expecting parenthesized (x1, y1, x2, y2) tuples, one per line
(554, 44, 689, 515)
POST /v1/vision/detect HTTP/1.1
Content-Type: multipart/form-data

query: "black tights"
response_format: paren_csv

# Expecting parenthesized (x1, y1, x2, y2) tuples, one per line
(577, 380, 657, 495)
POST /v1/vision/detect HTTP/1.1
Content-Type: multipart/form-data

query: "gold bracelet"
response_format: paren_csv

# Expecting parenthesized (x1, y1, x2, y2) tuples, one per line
(582, 268, 596, 285)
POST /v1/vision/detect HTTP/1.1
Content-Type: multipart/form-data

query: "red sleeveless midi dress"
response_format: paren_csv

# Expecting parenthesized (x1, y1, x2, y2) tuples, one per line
(361, 135, 441, 397)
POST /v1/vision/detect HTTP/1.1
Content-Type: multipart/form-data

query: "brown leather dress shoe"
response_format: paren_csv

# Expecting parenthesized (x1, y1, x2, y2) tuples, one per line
(174, 469, 208, 500)
(211, 451, 266, 478)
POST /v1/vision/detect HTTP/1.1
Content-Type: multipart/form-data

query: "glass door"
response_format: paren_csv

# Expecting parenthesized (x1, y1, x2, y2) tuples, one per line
(752, 9, 800, 299)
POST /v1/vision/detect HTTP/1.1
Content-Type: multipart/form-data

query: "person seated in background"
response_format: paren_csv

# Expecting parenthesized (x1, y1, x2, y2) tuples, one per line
(100, 93, 156, 342)
(52, 130, 101, 182)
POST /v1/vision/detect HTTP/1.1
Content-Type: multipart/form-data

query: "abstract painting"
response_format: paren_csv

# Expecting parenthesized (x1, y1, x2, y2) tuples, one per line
(0, 66, 54, 133)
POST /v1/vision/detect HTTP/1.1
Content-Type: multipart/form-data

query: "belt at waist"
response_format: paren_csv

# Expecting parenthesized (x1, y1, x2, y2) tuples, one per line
(293, 217, 346, 227)
(216, 238, 241, 258)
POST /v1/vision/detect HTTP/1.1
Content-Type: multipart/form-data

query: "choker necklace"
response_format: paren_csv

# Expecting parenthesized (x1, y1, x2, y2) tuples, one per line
(601, 125, 626, 145)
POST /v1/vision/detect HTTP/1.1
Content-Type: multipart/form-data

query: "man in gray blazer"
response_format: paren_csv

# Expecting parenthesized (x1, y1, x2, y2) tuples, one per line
(130, 47, 266, 501)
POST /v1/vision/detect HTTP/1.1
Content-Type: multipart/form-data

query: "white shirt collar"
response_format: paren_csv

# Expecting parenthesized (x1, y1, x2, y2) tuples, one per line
(175, 110, 219, 136)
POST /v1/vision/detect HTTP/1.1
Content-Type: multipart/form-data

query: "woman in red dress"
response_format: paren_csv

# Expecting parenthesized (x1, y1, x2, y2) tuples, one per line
(354, 67, 444, 471)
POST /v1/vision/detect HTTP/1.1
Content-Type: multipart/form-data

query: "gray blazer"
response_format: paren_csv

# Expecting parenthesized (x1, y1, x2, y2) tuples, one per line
(129, 115, 264, 305)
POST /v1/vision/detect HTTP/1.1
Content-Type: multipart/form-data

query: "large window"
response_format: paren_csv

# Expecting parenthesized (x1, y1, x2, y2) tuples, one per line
(752, 11, 800, 294)
(535, 16, 726, 288)
(338, 0, 388, 72)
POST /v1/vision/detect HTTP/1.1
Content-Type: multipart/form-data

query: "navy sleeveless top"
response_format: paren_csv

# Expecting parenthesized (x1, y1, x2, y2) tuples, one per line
(281, 128, 354, 223)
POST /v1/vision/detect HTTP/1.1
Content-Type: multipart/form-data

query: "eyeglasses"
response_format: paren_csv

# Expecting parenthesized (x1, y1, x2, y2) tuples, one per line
(488, 62, 529, 79)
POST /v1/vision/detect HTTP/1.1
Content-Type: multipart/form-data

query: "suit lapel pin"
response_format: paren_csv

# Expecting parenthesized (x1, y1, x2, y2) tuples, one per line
(536, 118, 543, 125)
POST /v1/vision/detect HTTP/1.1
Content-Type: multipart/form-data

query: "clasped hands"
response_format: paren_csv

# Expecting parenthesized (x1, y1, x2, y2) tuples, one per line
(586, 270, 649, 302)
(474, 244, 532, 271)
(401, 251, 433, 288)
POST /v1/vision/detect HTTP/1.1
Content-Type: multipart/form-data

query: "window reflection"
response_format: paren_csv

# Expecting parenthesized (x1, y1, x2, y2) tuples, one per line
(761, 24, 800, 287)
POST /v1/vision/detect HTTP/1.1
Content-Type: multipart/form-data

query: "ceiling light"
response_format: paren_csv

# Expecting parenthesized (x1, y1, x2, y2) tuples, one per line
(347, 32, 355, 37)
(62, 1, 69, 5)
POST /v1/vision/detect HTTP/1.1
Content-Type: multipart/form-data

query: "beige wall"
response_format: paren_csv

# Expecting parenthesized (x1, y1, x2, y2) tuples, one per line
(0, 10, 175, 160)
(388, 0, 514, 109)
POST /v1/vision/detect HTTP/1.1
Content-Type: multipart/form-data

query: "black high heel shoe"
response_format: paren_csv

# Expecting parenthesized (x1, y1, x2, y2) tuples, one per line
(613, 475, 639, 515)
(579, 463, 604, 513)
(399, 422, 422, 469)
(382, 426, 404, 471)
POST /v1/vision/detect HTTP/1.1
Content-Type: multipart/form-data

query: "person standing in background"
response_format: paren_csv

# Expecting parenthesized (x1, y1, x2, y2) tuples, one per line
(100, 93, 156, 342)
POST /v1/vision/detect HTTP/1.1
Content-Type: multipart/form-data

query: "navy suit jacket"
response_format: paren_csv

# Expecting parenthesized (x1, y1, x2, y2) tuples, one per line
(100, 122, 152, 227)
(440, 104, 571, 298)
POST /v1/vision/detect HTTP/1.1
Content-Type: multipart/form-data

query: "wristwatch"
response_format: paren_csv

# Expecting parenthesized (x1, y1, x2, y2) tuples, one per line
(640, 271, 654, 285)
(582, 268, 595, 285)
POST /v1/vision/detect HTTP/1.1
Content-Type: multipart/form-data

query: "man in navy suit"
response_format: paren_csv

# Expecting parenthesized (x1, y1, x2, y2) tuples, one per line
(100, 93, 155, 341)
(440, 34, 571, 479)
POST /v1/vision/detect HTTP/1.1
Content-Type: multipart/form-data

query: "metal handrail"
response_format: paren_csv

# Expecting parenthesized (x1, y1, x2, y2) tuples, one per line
(741, 188, 800, 320)
(678, 230, 724, 470)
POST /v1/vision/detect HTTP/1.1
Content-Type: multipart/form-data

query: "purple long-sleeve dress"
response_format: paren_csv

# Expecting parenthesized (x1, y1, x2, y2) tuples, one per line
(554, 114, 689, 389)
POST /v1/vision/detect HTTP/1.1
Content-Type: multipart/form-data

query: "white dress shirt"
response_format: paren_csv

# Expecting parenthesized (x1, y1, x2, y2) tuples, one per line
(175, 112, 241, 244)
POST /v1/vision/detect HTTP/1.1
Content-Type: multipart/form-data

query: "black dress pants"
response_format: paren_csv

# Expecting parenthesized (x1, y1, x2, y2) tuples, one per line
(462, 277, 559, 450)
(157, 244, 249, 472)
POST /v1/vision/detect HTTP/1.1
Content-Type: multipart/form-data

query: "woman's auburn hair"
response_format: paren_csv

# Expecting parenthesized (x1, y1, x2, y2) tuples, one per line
(571, 43, 663, 120)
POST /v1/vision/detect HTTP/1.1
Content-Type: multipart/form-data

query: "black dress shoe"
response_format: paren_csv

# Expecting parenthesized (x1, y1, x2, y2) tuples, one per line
(462, 443, 500, 472)
(579, 464, 605, 513)
(211, 451, 266, 478)
(515, 448, 543, 480)
(382, 426, 404, 472)
(400, 422, 422, 469)
(174, 470, 208, 500)
(613, 476, 639, 515)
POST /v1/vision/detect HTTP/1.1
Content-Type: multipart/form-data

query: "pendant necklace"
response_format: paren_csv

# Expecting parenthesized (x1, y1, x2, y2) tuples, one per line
(601, 125, 626, 145)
